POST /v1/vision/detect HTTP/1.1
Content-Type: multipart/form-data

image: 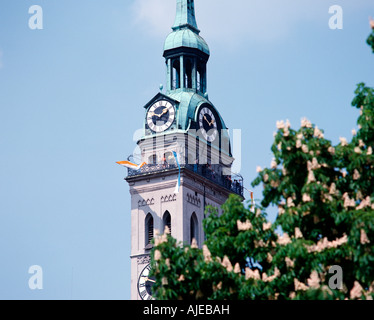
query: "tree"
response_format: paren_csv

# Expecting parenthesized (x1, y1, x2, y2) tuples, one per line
(150, 27, 374, 300)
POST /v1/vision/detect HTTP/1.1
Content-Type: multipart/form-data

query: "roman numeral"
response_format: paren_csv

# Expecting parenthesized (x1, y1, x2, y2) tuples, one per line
(140, 290, 147, 299)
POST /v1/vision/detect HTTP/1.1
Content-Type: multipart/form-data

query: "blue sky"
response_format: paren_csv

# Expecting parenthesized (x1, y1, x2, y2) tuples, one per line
(0, 0, 373, 300)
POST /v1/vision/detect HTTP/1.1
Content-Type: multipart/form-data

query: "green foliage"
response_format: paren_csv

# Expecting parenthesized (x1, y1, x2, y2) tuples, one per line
(367, 29, 374, 53)
(150, 29, 374, 300)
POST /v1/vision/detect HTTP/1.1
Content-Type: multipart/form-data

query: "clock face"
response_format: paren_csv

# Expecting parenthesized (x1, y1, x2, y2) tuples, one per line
(137, 264, 155, 300)
(199, 107, 218, 142)
(147, 100, 175, 133)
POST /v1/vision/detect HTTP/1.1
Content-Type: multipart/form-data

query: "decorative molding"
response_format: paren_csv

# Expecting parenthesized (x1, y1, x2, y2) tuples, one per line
(161, 194, 177, 203)
(138, 198, 155, 207)
(187, 193, 201, 208)
(137, 255, 151, 266)
(130, 181, 179, 195)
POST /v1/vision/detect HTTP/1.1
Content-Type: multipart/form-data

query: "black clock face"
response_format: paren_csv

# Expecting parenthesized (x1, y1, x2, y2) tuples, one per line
(199, 107, 218, 142)
(137, 264, 155, 300)
(147, 100, 175, 133)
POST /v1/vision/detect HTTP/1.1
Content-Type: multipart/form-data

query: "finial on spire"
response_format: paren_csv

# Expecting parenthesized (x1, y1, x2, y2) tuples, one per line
(172, 0, 200, 34)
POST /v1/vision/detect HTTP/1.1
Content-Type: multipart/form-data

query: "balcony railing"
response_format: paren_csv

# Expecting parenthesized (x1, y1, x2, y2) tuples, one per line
(127, 163, 244, 197)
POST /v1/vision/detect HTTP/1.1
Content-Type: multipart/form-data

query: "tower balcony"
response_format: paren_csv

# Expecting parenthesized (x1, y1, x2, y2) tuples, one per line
(127, 163, 244, 197)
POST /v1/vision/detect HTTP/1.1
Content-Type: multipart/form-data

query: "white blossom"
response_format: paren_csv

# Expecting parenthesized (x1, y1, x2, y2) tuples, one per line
(287, 197, 295, 207)
(234, 263, 241, 274)
(301, 144, 309, 153)
(295, 227, 303, 239)
(339, 137, 348, 146)
(203, 245, 212, 263)
(264, 173, 269, 182)
(191, 238, 198, 249)
(303, 194, 311, 203)
(271, 158, 277, 169)
(267, 253, 273, 263)
(343, 193, 355, 208)
(154, 250, 162, 261)
(301, 117, 312, 128)
(328, 146, 335, 155)
(314, 127, 324, 139)
(360, 229, 370, 245)
(263, 222, 272, 231)
(245, 268, 261, 280)
(262, 268, 280, 282)
(329, 183, 336, 195)
(353, 169, 361, 180)
(307, 271, 320, 289)
(285, 257, 295, 268)
(276, 120, 285, 129)
(277, 233, 292, 245)
(237, 220, 252, 231)
(221, 256, 233, 272)
(350, 281, 364, 300)
(294, 278, 308, 291)
(356, 196, 371, 210)
(307, 170, 316, 184)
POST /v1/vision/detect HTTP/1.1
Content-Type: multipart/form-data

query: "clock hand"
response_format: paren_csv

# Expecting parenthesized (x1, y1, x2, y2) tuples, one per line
(210, 119, 215, 126)
(142, 277, 156, 283)
(204, 115, 211, 126)
(159, 108, 168, 117)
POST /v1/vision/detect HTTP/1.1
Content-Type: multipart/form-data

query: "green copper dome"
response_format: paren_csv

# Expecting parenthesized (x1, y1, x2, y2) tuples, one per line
(165, 91, 226, 131)
(164, 29, 210, 56)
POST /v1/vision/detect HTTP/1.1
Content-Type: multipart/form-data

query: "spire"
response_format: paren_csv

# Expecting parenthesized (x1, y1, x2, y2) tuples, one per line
(172, 0, 200, 34)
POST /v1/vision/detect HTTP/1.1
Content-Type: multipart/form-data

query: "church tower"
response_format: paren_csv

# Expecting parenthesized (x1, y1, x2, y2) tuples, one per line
(125, 0, 243, 300)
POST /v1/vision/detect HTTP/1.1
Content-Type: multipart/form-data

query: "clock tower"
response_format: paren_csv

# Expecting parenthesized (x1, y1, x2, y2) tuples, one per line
(124, 0, 243, 300)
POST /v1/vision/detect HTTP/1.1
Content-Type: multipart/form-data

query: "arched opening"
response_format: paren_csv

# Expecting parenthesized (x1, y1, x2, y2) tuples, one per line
(164, 151, 175, 165)
(172, 59, 180, 90)
(190, 212, 199, 246)
(163, 211, 172, 235)
(184, 58, 193, 89)
(197, 61, 205, 93)
(197, 69, 201, 92)
(145, 213, 154, 248)
(148, 154, 157, 165)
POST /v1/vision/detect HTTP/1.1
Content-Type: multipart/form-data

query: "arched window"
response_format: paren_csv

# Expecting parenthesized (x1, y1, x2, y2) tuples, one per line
(148, 154, 157, 165)
(190, 212, 198, 246)
(197, 61, 205, 93)
(172, 59, 180, 90)
(197, 70, 201, 92)
(145, 213, 154, 247)
(164, 151, 175, 165)
(184, 58, 193, 89)
(163, 211, 172, 235)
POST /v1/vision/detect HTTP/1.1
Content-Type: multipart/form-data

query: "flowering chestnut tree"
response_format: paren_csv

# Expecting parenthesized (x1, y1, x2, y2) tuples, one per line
(150, 27, 374, 300)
